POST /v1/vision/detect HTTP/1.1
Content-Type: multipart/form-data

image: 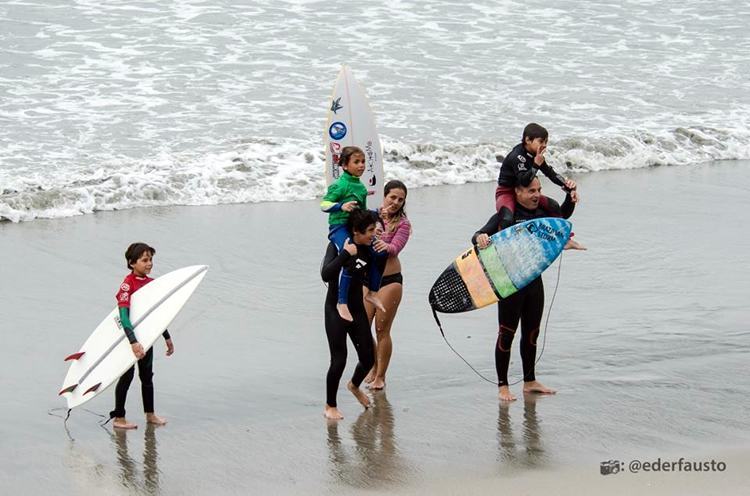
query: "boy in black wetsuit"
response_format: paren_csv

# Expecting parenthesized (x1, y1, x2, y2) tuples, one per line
(495, 123, 579, 226)
(110, 242, 173, 429)
(475, 177, 584, 402)
(321, 209, 386, 420)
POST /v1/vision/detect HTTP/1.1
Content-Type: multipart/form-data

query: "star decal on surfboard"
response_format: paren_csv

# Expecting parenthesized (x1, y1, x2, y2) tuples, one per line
(330, 97, 343, 114)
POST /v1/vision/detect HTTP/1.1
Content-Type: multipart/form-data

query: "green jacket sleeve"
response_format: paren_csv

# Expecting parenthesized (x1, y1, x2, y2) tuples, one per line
(320, 181, 344, 212)
(119, 307, 138, 344)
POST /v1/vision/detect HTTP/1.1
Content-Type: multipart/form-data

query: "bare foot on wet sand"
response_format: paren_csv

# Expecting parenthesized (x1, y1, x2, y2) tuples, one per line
(347, 381, 371, 409)
(498, 385, 517, 402)
(523, 381, 557, 395)
(367, 378, 385, 390)
(113, 417, 138, 429)
(364, 293, 386, 313)
(146, 413, 168, 425)
(337, 303, 353, 322)
(364, 368, 376, 384)
(324, 405, 344, 420)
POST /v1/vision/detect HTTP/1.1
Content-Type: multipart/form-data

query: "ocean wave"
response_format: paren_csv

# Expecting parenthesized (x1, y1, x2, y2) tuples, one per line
(2, 126, 748, 223)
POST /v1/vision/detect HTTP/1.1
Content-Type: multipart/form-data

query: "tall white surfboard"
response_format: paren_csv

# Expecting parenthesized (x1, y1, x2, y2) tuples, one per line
(324, 65, 384, 199)
(59, 265, 208, 410)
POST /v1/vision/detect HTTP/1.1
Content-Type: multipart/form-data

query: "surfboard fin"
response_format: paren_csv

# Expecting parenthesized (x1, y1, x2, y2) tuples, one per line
(64, 351, 85, 361)
(58, 384, 77, 395)
(83, 382, 102, 395)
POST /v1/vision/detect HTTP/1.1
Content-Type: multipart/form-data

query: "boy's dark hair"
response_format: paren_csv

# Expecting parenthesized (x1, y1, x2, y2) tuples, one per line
(337, 146, 365, 168)
(522, 123, 548, 142)
(347, 208, 379, 235)
(125, 242, 156, 269)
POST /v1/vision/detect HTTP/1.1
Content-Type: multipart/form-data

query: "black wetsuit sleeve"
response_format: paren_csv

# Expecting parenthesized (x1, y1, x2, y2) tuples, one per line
(560, 194, 575, 219)
(472, 212, 502, 244)
(162, 330, 171, 340)
(320, 242, 352, 283)
(538, 161, 567, 188)
(544, 195, 575, 219)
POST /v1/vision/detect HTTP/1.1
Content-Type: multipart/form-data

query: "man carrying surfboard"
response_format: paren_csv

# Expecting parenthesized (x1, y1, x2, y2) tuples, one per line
(474, 177, 583, 401)
(110, 242, 173, 429)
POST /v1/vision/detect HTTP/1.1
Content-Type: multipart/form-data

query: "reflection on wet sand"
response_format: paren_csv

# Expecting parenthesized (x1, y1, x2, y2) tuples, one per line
(112, 424, 161, 494)
(497, 393, 547, 468)
(326, 391, 416, 489)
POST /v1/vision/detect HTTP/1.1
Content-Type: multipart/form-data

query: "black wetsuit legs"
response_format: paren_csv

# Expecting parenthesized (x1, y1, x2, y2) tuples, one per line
(110, 347, 155, 418)
(325, 309, 375, 408)
(495, 278, 544, 387)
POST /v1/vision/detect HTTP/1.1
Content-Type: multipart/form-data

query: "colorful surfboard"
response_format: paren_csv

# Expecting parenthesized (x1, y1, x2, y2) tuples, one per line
(429, 218, 571, 313)
(324, 65, 384, 199)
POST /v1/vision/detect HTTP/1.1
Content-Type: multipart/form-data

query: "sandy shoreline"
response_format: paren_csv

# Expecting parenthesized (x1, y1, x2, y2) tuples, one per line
(1, 161, 749, 494)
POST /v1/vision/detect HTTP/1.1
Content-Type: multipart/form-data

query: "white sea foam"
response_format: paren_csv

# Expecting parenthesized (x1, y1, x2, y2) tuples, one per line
(1, 0, 749, 222)
(2, 125, 749, 222)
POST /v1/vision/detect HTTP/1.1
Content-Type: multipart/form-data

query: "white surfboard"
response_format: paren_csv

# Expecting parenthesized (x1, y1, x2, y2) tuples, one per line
(324, 65, 384, 199)
(59, 265, 208, 410)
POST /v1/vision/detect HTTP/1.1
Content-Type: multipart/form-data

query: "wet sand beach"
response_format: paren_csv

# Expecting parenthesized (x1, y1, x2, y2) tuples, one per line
(1, 161, 749, 494)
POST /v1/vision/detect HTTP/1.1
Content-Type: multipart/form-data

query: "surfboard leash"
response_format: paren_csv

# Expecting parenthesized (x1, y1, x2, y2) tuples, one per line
(431, 306, 498, 386)
(47, 407, 72, 422)
(48, 407, 109, 425)
(431, 251, 564, 387)
(518, 250, 564, 386)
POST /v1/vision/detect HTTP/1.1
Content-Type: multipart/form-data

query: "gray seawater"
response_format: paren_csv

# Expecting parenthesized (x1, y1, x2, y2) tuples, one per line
(1, 161, 748, 494)
(1, 0, 750, 220)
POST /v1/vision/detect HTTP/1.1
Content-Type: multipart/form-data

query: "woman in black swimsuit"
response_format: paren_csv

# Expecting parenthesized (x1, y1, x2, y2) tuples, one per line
(364, 180, 412, 390)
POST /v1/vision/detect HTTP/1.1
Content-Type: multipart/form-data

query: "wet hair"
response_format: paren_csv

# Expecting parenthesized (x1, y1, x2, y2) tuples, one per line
(515, 176, 542, 192)
(337, 146, 365, 169)
(125, 242, 155, 269)
(347, 208, 379, 236)
(522, 123, 548, 143)
(383, 179, 408, 231)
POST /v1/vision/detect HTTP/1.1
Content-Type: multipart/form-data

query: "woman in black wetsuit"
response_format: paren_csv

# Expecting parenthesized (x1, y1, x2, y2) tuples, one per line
(321, 209, 385, 420)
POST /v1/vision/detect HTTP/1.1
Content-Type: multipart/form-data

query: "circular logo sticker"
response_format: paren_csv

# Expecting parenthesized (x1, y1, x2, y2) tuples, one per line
(329, 122, 347, 140)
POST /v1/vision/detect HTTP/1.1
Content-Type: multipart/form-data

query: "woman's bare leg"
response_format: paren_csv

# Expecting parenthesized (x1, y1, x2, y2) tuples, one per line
(364, 298, 377, 383)
(369, 283, 402, 389)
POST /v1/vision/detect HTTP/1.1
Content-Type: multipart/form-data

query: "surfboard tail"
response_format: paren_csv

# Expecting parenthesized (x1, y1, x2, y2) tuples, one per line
(429, 264, 475, 313)
(64, 351, 85, 361)
(59, 384, 77, 395)
(83, 382, 102, 395)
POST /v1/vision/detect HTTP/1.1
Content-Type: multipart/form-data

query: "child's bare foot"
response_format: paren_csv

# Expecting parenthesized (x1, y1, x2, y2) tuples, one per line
(498, 385, 516, 402)
(364, 368, 376, 384)
(146, 413, 167, 425)
(347, 381, 371, 409)
(337, 303, 353, 322)
(113, 417, 138, 429)
(368, 378, 385, 390)
(564, 238, 587, 250)
(364, 293, 386, 313)
(523, 381, 556, 395)
(324, 405, 344, 420)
